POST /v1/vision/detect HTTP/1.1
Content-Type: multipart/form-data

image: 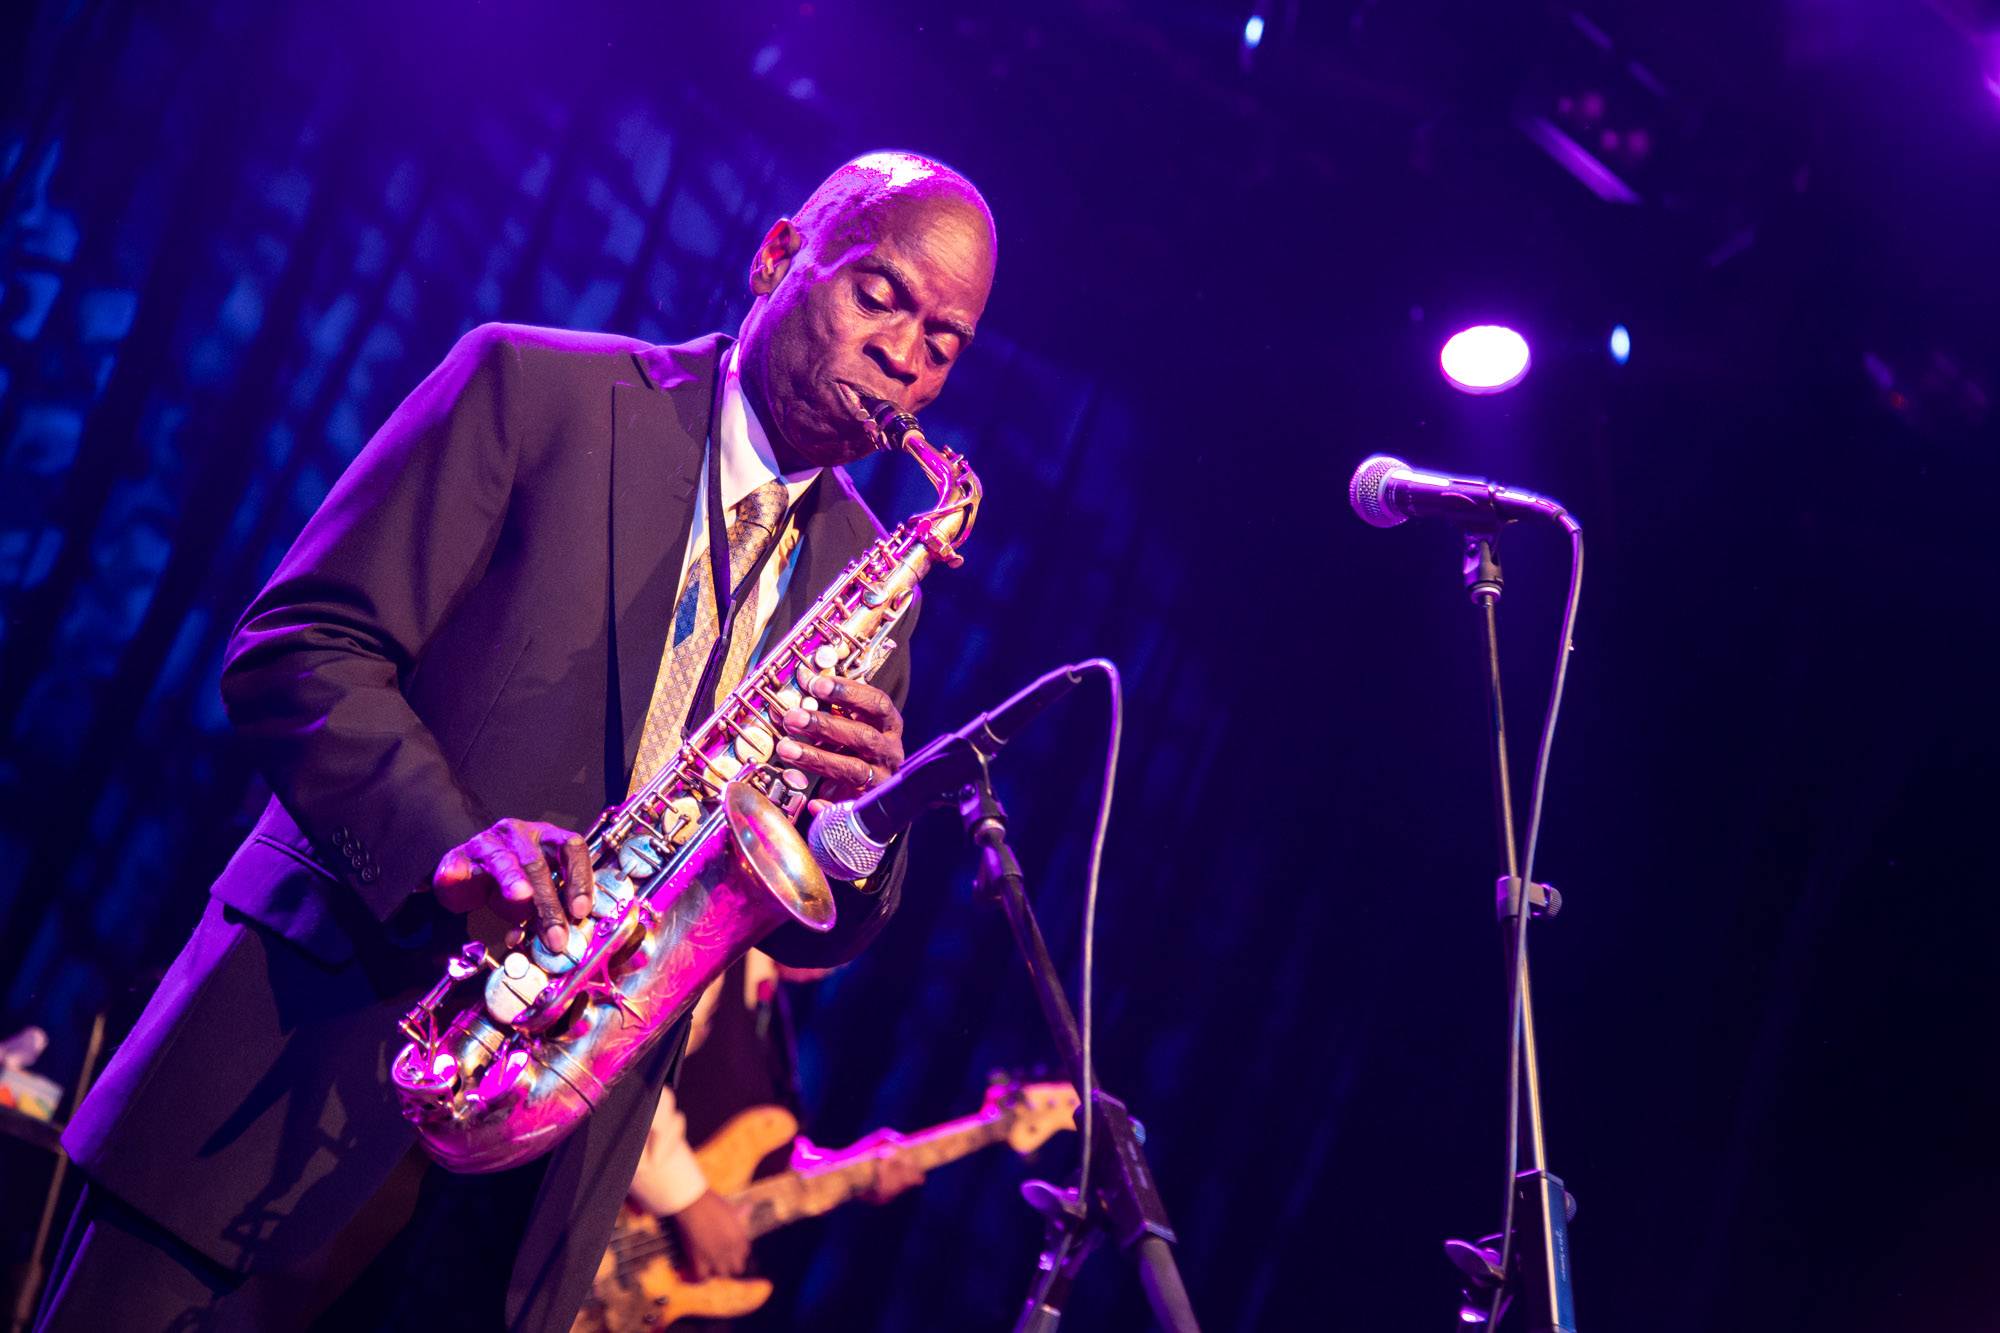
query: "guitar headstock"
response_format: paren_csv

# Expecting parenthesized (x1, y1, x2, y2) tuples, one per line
(987, 1080, 1080, 1155)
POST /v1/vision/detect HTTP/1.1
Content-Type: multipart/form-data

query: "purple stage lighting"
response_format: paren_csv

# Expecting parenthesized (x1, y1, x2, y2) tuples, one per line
(1440, 325, 1532, 394)
(1609, 324, 1631, 364)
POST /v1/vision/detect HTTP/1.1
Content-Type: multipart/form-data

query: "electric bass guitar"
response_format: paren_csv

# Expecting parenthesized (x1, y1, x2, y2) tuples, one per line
(574, 1079, 1079, 1332)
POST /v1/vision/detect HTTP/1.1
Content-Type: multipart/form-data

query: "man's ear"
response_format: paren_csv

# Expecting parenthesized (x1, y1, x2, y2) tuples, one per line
(749, 219, 804, 296)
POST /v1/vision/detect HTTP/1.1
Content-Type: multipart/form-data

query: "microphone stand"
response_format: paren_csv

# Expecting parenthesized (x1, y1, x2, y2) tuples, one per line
(1444, 531, 1578, 1332)
(956, 752, 1200, 1333)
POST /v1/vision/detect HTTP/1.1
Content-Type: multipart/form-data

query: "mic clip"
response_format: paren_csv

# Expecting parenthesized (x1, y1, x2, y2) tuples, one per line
(957, 752, 1026, 901)
(1463, 531, 1505, 604)
(1495, 875, 1562, 922)
(955, 748, 1004, 840)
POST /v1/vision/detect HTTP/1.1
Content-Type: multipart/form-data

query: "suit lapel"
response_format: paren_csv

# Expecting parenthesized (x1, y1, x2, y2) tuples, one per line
(608, 336, 726, 791)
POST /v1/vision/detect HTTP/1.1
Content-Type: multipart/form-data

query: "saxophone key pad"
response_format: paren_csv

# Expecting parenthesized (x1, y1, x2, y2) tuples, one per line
(733, 723, 776, 765)
(616, 836, 664, 881)
(484, 954, 552, 1026)
(528, 921, 592, 975)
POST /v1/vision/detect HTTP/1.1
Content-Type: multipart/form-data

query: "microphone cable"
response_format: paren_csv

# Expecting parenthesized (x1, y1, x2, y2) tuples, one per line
(1022, 657, 1123, 1316)
(1486, 513, 1585, 1329)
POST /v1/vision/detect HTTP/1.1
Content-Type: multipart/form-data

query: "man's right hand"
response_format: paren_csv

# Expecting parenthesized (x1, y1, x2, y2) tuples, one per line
(671, 1188, 752, 1280)
(432, 818, 593, 951)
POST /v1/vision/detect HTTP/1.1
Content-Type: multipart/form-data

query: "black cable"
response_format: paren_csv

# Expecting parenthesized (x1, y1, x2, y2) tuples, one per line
(1017, 658, 1122, 1323)
(1075, 658, 1121, 1222)
(1485, 515, 1585, 1328)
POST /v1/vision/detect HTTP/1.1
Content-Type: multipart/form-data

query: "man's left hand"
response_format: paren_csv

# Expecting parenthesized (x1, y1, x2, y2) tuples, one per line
(776, 671, 904, 812)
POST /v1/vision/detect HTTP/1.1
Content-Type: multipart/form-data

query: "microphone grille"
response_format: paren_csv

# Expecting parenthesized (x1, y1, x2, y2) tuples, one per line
(807, 803, 887, 881)
(1348, 455, 1409, 528)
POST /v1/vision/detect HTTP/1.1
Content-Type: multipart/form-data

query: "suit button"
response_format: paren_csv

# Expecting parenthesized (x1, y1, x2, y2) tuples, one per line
(359, 867, 379, 884)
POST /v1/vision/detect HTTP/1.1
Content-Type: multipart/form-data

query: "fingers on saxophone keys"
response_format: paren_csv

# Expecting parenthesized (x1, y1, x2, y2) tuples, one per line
(548, 829, 593, 920)
(497, 822, 569, 951)
(805, 671, 901, 735)
(774, 735, 878, 791)
(780, 707, 902, 769)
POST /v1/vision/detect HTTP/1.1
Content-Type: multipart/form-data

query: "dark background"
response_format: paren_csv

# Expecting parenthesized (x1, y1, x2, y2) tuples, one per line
(3, 1, 1995, 1329)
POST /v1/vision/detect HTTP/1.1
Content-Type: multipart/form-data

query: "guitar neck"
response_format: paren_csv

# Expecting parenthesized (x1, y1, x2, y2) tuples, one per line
(732, 1107, 1010, 1239)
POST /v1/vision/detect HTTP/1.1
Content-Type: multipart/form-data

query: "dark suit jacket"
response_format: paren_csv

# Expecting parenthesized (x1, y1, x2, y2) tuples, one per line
(61, 325, 917, 1330)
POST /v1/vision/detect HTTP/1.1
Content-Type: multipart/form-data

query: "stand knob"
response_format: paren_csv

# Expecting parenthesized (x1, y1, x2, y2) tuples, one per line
(1020, 1178, 1085, 1223)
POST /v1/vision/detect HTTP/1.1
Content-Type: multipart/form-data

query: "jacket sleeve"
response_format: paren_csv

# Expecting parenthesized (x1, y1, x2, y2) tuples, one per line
(758, 591, 920, 970)
(219, 323, 528, 921)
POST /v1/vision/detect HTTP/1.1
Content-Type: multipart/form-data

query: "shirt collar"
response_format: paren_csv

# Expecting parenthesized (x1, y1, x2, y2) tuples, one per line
(718, 345, 820, 511)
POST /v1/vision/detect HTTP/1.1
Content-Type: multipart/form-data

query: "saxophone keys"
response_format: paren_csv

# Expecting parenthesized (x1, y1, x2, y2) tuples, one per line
(393, 1046, 459, 1097)
(529, 920, 593, 975)
(733, 723, 776, 766)
(470, 1047, 535, 1106)
(660, 799, 702, 843)
(483, 953, 552, 1026)
(446, 942, 489, 982)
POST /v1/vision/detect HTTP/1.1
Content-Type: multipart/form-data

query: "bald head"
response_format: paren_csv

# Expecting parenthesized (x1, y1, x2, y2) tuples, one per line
(791, 151, 997, 267)
(736, 152, 999, 470)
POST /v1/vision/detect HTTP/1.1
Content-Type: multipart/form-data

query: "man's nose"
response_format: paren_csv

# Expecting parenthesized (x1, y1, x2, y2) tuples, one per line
(863, 327, 920, 387)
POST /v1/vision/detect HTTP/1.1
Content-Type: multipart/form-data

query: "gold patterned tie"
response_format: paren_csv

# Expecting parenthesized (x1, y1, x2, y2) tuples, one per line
(627, 479, 791, 796)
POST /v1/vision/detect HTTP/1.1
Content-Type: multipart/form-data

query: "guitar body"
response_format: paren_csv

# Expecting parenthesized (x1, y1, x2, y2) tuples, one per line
(575, 1211, 775, 1332)
(693, 1104, 799, 1193)
(574, 1106, 797, 1333)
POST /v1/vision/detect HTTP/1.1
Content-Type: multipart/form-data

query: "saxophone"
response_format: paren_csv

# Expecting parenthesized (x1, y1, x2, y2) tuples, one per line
(391, 399, 979, 1173)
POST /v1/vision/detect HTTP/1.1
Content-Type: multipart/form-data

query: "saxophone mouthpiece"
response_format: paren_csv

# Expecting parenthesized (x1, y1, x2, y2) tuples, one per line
(860, 394, 922, 452)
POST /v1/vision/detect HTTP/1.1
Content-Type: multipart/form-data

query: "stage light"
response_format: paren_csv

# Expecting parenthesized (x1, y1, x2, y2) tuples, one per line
(1244, 14, 1266, 48)
(1609, 324, 1631, 364)
(1440, 325, 1532, 394)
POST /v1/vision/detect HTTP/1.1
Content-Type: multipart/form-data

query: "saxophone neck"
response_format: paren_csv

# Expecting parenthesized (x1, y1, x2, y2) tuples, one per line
(867, 400, 980, 565)
(906, 433, 981, 565)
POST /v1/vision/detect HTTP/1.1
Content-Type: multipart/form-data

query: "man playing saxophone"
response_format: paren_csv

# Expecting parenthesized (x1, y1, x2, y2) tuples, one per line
(36, 151, 997, 1333)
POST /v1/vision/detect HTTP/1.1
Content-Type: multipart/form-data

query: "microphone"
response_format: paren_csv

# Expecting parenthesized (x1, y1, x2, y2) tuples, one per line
(1348, 454, 1567, 529)
(806, 662, 1087, 879)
